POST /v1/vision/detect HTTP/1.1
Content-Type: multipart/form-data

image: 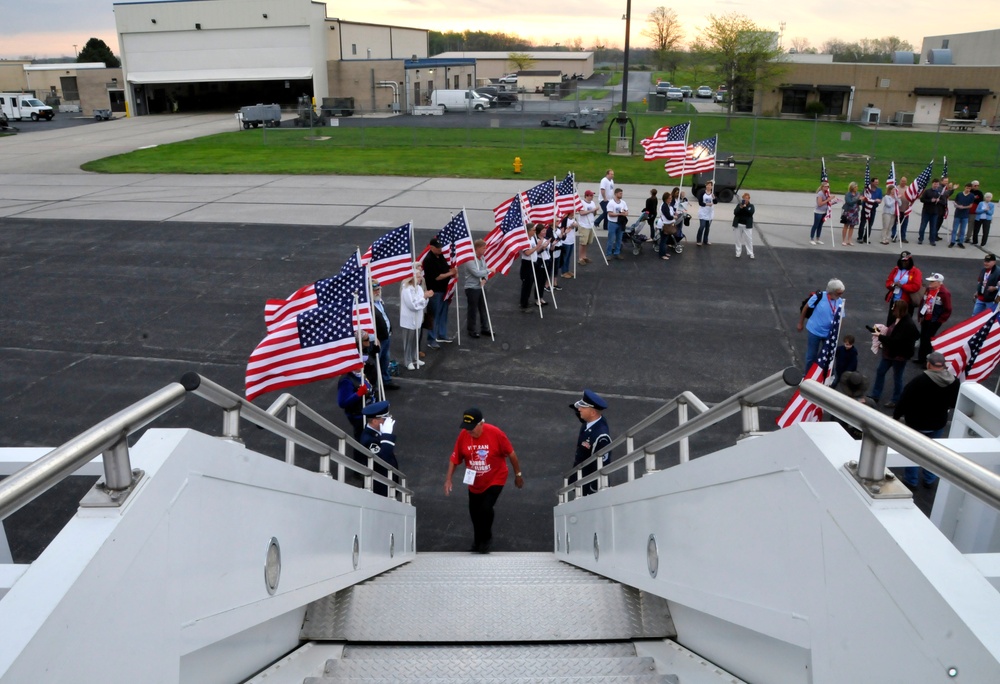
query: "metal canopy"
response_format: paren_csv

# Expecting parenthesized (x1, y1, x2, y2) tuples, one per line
(127, 67, 313, 84)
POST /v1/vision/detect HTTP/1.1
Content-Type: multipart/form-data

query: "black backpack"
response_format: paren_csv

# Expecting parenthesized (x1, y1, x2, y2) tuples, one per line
(800, 290, 823, 319)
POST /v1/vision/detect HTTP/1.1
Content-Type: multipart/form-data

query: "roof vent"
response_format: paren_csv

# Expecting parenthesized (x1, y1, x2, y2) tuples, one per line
(893, 51, 914, 65)
(927, 49, 952, 65)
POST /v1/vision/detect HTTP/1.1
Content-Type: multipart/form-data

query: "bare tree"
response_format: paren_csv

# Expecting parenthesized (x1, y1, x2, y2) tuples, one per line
(642, 7, 683, 70)
(566, 37, 585, 52)
(790, 37, 811, 53)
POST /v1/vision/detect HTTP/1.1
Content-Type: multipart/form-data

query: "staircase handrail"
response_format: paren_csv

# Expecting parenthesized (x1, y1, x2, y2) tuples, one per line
(558, 367, 800, 502)
(799, 378, 1000, 511)
(0, 373, 410, 521)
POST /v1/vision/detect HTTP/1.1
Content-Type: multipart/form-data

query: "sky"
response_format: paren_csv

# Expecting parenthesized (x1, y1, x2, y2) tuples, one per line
(0, 0, 952, 60)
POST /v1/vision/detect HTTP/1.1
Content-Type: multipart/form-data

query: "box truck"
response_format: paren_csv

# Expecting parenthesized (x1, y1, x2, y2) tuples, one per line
(430, 89, 490, 112)
(0, 94, 55, 121)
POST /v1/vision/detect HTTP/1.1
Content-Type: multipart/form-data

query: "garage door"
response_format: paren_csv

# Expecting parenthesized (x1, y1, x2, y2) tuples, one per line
(913, 96, 942, 125)
(123, 26, 313, 84)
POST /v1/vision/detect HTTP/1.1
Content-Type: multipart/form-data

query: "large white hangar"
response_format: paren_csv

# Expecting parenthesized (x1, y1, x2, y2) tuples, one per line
(113, 0, 428, 115)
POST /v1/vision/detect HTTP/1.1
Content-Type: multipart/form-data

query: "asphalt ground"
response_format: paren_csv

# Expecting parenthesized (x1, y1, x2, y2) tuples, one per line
(2, 216, 984, 561)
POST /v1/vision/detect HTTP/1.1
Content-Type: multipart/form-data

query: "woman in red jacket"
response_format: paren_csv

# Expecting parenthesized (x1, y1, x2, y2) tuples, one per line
(884, 250, 922, 324)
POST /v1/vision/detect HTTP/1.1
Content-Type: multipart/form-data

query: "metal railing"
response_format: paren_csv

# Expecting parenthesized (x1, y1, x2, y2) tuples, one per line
(558, 367, 801, 502)
(0, 373, 411, 521)
(799, 379, 1000, 510)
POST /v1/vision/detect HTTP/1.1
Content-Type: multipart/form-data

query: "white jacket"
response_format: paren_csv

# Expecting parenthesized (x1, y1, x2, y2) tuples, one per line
(399, 282, 428, 330)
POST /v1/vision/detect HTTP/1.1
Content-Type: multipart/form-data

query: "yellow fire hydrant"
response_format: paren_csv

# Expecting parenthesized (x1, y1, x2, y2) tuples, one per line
(513, 157, 523, 174)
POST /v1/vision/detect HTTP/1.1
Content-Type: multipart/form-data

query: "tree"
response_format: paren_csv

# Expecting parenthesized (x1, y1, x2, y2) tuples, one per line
(698, 13, 785, 118)
(790, 37, 811, 53)
(77, 37, 120, 68)
(822, 36, 914, 63)
(642, 7, 683, 71)
(507, 52, 536, 72)
(566, 37, 585, 52)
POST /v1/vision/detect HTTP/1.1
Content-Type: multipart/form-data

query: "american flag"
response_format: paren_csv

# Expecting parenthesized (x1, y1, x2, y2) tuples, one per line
(886, 162, 895, 188)
(664, 135, 717, 177)
(777, 304, 842, 427)
(246, 276, 364, 401)
(640, 122, 689, 160)
(484, 193, 531, 275)
(437, 211, 476, 267)
(493, 193, 526, 229)
(361, 223, 413, 286)
(942, 156, 949, 180)
(932, 309, 1000, 383)
(335, 253, 375, 336)
(524, 179, 556, 223)
(862, 157, 875, 222)
(555, 172, 584, 214)
(820, 158, 833, 223)
(904, 161, 933, 203)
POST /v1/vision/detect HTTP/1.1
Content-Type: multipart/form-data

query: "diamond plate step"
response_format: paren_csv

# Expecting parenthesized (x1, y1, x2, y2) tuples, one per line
(301, 553, 675, 642)
(321, 656, 659, 678)
(305, 677, 677, 684)
(342, 643, 638, 659)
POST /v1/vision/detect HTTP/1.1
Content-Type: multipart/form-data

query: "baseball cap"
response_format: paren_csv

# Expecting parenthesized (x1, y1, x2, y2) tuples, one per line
(927, 351, 947, 367)
(584, 189, 594, 196)
(371, 280, 381, 288)
(899, 250, 912, 259)
(925, 272, 944, 283)
(460, 407, 483, 430)
(986, 254, 997, 261)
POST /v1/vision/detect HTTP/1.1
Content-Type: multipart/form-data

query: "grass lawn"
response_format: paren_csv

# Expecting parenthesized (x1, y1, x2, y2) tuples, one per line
(82, 113, 1000, 192)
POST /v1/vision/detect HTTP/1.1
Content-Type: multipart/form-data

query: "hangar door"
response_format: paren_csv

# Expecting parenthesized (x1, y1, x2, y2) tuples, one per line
(123, 26, 315, 113)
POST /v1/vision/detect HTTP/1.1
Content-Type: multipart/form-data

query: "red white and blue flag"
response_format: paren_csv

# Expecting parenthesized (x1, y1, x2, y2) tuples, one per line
(664, 135, 717, 177)
(932, 308, 1000, 383)
(485, 194, 531, 275)
(247, 260, 368, 400)
(361, 222, 413, 286)
(524, 179, 556, 223)
(904, 161, 934, 204)
(640, 122, 690, 161)
(820, 158, 833, 223)
(555, 173, 584, 214)
(862, 157, 875, 222)
(777, 304, 842, 427)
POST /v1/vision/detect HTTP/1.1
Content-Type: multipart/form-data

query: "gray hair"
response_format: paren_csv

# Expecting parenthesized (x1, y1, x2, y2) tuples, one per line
(827, 278, 845, 295)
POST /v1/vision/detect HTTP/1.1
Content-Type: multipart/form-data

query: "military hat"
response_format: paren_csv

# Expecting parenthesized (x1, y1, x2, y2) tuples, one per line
(573, 389, 608, 411)
(461, 407, 484, 430)
(362, 401, 390, 418)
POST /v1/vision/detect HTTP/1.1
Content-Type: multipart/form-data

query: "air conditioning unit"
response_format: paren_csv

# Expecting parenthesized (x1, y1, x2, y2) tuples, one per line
(862, 106, 880, 125)
(892, 111, 914, 127)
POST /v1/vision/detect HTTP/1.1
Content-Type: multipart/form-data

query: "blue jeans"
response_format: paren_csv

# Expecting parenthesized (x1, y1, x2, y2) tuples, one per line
(918, 211, 938, 243)
(697, 219, 712, 244)
(606, 220, 623, 256)
(560, 242, 574, 273)
(597, 200, 609, 229)
(378, 336, 391, 378)
(810, 212, 825, 239)
(805, 332, 824, 372)
(427, 292, 449, 342)
(869, 357, 907, 404)
(972, 298, 997, 317)
(903, 428, 944, 486)
(951, 216, 969, 244)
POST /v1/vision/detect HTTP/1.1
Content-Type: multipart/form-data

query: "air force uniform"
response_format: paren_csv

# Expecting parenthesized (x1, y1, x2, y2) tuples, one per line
(360, 401, 397, 496)
(571, 390, 611, 495)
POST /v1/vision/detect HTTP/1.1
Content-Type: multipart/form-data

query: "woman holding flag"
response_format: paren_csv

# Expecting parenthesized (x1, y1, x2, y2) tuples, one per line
(811, 179, 834, 245)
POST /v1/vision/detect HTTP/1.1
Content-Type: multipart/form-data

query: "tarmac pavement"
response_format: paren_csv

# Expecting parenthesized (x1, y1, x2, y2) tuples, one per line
(1, 113, 987, 560)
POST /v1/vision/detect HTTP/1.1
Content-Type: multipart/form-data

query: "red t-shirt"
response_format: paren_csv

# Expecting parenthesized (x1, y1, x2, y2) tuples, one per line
(450, 423, 514, 493)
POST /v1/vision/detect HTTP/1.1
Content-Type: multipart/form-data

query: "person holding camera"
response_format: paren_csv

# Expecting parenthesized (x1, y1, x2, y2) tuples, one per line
(733, 192, 756, 259)
(867, 300, 920, 409)
(606, 187, 628, 260)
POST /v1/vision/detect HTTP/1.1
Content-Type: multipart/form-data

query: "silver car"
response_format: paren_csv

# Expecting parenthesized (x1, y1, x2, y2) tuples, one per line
(666, 87, 684, 101)
(696, 86, 713, 98)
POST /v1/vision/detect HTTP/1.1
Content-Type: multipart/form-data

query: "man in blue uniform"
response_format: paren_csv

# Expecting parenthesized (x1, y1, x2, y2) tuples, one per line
(360, 401, 397, 496)
(571, 389, 612, 495)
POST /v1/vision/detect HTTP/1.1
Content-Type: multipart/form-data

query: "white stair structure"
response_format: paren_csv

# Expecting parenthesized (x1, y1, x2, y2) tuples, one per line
(2, 370, 1000, 683)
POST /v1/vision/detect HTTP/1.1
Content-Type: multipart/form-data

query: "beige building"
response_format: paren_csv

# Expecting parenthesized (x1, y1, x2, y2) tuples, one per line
(0, 61, 124, 115)
(113, 0, 429, 115)
(433, 51, 594, 80)
(757, 63, 999, 125)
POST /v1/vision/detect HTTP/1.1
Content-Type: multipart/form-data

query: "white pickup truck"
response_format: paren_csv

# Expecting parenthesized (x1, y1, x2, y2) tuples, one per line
(0, 93, 55, 121)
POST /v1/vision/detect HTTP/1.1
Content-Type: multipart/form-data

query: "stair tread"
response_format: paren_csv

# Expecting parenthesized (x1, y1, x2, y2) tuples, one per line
(325, 656, 659, 677)
(342, 643, 637, 659)
(305, 677, 676, 684)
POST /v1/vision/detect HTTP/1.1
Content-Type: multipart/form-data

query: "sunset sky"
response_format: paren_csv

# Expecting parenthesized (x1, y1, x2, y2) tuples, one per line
(1, 0, 952, 60)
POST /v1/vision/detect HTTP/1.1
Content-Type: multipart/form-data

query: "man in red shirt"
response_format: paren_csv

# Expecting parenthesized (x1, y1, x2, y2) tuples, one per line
(444, 407, 524, 553)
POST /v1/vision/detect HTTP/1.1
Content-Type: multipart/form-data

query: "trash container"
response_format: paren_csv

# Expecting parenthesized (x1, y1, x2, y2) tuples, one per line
(648, 93, 666, 112)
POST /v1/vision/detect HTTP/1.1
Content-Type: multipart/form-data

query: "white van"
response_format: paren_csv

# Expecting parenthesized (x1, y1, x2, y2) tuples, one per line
(0, 93, 55, 121)
(430, 89, 490, 112)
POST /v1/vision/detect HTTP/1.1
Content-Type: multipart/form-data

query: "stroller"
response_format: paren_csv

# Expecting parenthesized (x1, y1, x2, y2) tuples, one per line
(622, 211, 655, 255)
(653, 200, 690, 255)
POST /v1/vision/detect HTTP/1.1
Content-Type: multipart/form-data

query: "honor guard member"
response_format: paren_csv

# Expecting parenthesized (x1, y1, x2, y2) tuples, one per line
(571, 389, 612, 495)
(360, 401, 397, 496)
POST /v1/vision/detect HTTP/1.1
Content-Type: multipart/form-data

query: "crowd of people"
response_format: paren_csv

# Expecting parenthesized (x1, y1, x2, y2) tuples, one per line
(812, 175, 995, 248)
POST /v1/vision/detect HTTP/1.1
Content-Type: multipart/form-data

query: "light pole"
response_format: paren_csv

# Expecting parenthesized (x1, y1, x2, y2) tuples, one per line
(73, 44, 78, 59)
(619, 0, 631, 135)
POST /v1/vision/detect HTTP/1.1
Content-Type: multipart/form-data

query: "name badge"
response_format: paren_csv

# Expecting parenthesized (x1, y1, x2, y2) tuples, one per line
(463, 468, 476, 485)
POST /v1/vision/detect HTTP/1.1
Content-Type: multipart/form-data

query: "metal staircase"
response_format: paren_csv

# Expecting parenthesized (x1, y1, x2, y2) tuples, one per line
(299, 552, 679, 683)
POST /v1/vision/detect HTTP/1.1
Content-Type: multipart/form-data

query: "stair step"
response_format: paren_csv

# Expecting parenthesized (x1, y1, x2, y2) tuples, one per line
(342, 643, 638, 659)
(321, 656, 660, 678)
(305, 677, 677, 684)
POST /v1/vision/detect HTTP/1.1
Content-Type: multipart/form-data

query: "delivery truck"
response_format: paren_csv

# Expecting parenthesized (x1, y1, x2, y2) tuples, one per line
(0, 93, 55, 121)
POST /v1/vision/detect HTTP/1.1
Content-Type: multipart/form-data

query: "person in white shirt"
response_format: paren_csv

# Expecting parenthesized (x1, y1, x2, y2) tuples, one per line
(881, 186, 900, 245)
(606, 188, 628, 260)
(597, 169, 615, 230)
(399, 267, 432, 370)
(559, 213, 578, 278)
(519, 224, 549, 310)
(696, 181, 716, 245)
(577, 190, 598, 264)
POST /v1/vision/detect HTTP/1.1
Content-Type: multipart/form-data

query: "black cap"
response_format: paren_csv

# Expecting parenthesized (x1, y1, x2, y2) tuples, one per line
(429, 237, 441, 248)
(461, 407, 483, 430)
(986, 253, 997, 262)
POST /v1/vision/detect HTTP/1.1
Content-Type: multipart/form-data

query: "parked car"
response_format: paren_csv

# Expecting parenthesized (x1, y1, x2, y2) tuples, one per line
(540, 108, 607, 129)
(655, 81, 673, 94)
(474, 87, 518, 107)
(679, 86, 693, 98)
(696, 86, 713, 98)
(715, 90, 727, 103)
(498, 73, 518, 84)
(665, 87, 684, 101)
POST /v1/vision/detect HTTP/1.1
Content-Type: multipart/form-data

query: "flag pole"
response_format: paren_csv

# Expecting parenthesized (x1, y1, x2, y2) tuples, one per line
(409, 221, 422, 362)
(711, 134, 718, 186)
(676, 124, 691, 229)
(450, 214, 462, 348)
(364, 264, 385, 401)
(353, 292, 368, 410)
(571, 171, 578, 279)
(528, 226, 544, 319)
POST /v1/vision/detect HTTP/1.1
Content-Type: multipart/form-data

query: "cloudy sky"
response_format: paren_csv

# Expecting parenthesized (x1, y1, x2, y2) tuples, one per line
(1, 0, 948, 60)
